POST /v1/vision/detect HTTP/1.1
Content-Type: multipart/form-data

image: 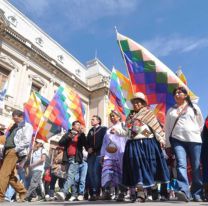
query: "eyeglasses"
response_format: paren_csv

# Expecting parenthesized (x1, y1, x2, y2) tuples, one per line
(174, 91, 185, 96)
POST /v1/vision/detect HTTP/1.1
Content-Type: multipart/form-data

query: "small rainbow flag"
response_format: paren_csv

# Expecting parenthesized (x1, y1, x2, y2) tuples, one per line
(24, 92, 49, 133)
(37, 83, 85, 141)
(108, 68, 133, 120)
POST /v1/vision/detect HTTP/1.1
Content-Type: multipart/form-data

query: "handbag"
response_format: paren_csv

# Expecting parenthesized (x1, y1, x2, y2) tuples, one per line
(106, 139, 118, 153)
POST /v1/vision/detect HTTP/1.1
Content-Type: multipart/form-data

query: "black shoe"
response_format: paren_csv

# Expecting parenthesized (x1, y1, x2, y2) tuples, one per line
(175, 191, 189, 202)
(101, 192, 111, 200)
(84, 192, 88, 200)
(130, 194, 136, 203)
(151, 188, 159, 200)
(89, 195, 97, 201)
(116, 193, 125, 202)
(160, 195, 169, 201)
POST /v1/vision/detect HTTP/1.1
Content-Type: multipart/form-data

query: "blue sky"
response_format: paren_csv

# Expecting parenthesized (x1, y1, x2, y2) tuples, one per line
(9, 0, 208, 117)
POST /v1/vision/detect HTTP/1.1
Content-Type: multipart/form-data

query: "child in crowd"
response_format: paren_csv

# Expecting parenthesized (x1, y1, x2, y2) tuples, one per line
(25, 139, 47, 201)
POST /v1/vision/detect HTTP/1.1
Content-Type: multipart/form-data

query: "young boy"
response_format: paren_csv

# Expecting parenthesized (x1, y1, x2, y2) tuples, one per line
(25, 139, 47, 201)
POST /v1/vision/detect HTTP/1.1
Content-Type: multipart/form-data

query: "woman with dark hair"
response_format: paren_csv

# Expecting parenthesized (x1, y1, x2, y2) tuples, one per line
(165, 86, 204, 202)
(123, 92, 169, 202)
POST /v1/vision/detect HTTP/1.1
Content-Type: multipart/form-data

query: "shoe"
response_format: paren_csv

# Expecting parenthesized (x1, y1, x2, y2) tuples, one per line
(69, 196, 78, 201)
(175, 191, 189, 202)
(130, 194, 137, 203)
(116, 193, 125, 202)
(151, 188, 159, 200)
(65, 193, 72, 201)
(56, 192, 66, 201)
(30, 196, 39, 202)
(0, 199, 5, 202)
(16, 192, 27, 202)
(160, 195, 169, 201)
(84, 192, 88, 200)
(101, 191, 111, 200)
(77, 195, 84, 201)
(89, 194, 97, 201)
(137, 192, 146, 203)
(45, 194, 50, 201)
(193, 197, 203, 202)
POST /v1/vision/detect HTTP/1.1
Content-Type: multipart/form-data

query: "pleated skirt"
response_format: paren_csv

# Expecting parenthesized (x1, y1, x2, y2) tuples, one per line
(123, 138, 170, 188)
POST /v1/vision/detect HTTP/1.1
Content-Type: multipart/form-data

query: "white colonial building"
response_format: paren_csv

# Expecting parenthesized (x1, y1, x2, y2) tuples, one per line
(0, 0, 111, 134)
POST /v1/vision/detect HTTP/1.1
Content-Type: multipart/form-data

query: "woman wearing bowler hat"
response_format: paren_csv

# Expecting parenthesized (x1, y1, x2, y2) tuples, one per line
(123, 92, 169, 202)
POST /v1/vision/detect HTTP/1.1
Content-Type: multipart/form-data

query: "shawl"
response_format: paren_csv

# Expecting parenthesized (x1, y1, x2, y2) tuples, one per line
(127, 107, 165, 142)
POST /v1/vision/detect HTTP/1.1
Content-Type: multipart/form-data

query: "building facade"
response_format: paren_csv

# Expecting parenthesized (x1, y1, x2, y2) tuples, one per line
(0, 0, 111, 134)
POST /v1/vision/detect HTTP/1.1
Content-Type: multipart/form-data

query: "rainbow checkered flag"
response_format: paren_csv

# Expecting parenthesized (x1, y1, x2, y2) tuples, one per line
(24, 92, 49, 133)
(108, 68, 133, 120)
(38, 83, 85, 141)
(117, 32, 198, 113)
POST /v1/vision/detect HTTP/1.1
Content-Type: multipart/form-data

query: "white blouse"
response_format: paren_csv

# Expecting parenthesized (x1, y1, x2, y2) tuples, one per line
(165, 103, 204, 144)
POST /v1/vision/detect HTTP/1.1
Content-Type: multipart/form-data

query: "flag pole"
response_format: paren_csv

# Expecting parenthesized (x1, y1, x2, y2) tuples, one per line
(29, 116, 44, 165)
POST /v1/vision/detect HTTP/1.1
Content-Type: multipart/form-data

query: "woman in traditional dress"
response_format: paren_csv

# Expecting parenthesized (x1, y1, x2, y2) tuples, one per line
(165, 86, 203, 202)
(123, 92, 169, 202)
(100, 110, 128, 201)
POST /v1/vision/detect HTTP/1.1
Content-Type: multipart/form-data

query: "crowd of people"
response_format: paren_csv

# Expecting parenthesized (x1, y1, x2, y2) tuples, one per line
(0, 86, 207, 203)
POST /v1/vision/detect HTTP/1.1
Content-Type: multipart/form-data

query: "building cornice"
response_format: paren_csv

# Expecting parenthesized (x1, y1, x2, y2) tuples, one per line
(0, 4, 111, 97)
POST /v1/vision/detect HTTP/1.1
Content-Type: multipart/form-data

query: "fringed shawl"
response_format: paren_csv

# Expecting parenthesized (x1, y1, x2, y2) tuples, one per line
(127, 107, 165, 142)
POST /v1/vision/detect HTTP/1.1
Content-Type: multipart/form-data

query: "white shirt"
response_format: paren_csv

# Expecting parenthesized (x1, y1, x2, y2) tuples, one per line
(31, 147, 47, 171)
(165, 103, 204, 145)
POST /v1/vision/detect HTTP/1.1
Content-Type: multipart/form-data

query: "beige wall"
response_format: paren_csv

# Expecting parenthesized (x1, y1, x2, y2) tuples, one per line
(0, 4, 111, 135)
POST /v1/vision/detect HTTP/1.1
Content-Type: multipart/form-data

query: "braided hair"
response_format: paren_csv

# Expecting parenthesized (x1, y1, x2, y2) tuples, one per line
(173, 86, 197, 115)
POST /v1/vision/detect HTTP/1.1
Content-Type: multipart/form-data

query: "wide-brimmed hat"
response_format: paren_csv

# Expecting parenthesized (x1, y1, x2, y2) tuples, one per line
(130, 92, 148, 104)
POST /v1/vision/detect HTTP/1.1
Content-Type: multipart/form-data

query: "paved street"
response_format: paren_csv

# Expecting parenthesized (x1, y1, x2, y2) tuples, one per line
(1, 200, 208, 206)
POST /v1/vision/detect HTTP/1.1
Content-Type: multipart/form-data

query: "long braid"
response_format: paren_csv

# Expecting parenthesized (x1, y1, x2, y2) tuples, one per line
(186, 95, 197, 115)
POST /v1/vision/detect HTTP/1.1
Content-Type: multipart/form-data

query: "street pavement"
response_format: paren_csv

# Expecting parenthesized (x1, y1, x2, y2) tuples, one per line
(0, 200, 207, 206)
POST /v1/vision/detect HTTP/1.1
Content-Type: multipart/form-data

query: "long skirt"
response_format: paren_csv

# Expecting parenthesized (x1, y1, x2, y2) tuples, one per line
(102, 158, 122, 187)
(123, 138, 170, 188)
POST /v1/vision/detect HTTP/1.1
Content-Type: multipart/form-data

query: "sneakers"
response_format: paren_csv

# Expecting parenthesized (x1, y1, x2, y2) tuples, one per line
(30, 196, 40, 202)
(77, 195, 84, 201)
(175, 191, 190, 202)
(45, 194, 51, 201)
(193, 197, 203, 202)
(56, 192, 66, 201)
(69, 196, 78, 201)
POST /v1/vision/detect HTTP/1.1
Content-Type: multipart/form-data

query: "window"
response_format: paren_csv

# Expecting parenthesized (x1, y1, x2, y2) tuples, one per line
(31, 82, 41, 93)
(0, 66, 9, 90)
